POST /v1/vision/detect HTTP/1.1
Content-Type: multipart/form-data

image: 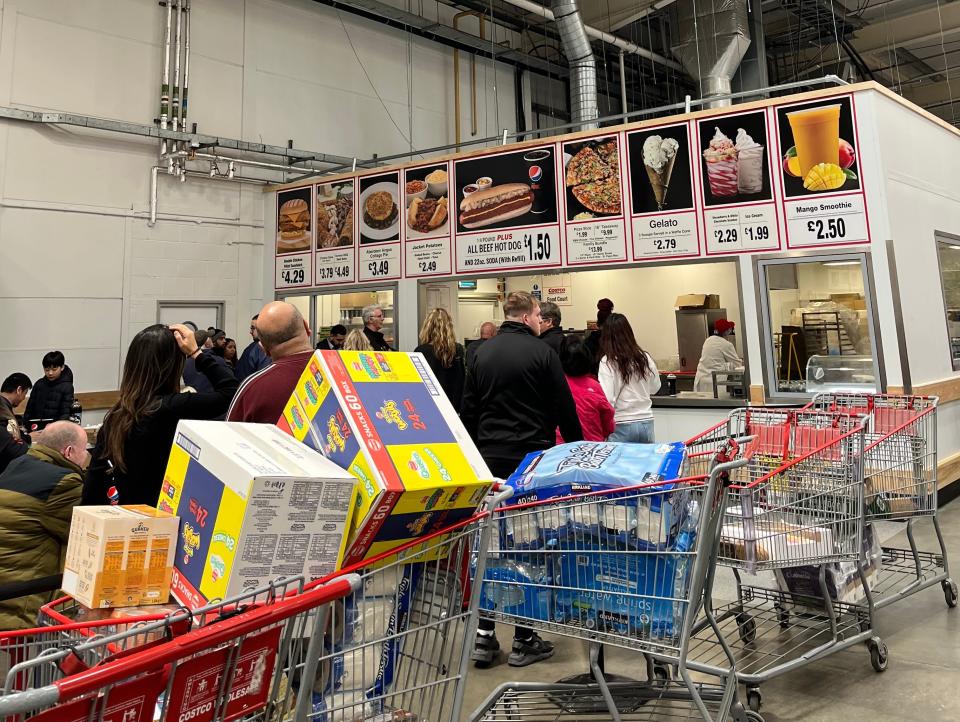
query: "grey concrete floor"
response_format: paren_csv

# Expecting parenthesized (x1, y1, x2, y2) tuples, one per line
(460, 499, 960, 721)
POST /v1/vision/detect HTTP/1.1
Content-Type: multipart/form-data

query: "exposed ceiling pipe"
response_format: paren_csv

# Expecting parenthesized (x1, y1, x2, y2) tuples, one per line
(672, 0, 751, 108)
(158, 0, 173, 160)
(499, 0, 683, 71)
(551, 0, 598, 130)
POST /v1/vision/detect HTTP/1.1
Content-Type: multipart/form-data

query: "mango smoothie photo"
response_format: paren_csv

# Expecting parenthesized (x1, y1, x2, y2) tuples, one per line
(787, 104, 841, 178)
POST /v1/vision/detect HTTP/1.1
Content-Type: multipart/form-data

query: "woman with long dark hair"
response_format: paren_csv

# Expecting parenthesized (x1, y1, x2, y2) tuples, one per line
(598, 313, 661, 443)
(415, 308, 465, 411)
(83, 324, 238, 506)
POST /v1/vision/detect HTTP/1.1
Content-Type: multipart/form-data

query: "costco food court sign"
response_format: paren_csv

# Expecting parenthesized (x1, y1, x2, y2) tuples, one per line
(274, 90, 871, 288)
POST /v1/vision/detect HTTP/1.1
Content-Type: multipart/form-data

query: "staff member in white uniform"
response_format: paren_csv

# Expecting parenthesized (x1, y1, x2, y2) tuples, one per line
(694, 319, 743, 396)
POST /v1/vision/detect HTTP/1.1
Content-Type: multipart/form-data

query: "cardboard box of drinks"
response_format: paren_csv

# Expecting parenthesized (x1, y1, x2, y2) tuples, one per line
(278, 350, 493, 566)
(158, 420, 356, 610)
(62, 505, 180, 609)
(675, 294, 720, 309)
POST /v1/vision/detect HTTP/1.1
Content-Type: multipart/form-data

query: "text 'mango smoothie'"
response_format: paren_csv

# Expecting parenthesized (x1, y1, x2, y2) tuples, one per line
(787, 104, 841, 179)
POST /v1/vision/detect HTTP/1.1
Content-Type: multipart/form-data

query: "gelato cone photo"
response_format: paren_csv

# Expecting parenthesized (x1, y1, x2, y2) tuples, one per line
(642, 135, 680, 210)
(703, 127, 739, 197)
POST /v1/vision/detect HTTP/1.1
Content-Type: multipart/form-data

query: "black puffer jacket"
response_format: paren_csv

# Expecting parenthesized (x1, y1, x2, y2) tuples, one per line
(460, 322, 582, 466)
(25, 367, 75, 424)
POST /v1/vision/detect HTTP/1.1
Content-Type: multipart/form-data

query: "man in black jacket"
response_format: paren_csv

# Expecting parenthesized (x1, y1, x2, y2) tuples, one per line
(0, 373, 32, 441)
(236, 314, 271, 381)
(24, 352, 74, 429)
(538, 301, 564, 355)
(461, 291, 583, 669)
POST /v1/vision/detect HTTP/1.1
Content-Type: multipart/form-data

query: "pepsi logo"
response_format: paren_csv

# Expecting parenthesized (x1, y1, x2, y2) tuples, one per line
(528, 165, 543, 182)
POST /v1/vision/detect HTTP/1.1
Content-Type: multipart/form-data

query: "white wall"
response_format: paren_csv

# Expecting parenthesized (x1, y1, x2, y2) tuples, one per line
(0, 0, 515, 392)
(503, 262, 743, 365)
(873, 94, 960, 387)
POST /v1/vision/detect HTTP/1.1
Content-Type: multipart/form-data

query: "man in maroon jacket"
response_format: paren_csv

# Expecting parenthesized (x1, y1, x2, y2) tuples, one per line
(227, 302, 315, 423)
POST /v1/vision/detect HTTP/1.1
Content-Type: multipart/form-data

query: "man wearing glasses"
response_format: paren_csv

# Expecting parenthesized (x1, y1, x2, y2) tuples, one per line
(235, 313, 271, 381)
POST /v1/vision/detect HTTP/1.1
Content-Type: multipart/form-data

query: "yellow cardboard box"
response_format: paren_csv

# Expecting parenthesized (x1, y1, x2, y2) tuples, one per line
(158, 421, 357, 610)
(278, 350, 493, 566)
(62, 505, 179, 609)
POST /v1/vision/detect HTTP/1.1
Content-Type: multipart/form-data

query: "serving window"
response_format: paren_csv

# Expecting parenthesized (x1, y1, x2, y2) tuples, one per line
(935, 236, 960, 372)
(757, 254, 880, 398)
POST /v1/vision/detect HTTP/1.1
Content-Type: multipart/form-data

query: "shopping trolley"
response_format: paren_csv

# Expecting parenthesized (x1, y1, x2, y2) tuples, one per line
(469, 440, 762, 722)
(0, 487, 512, 722)
(0, 576, 306, 698)
(806, 393, 956, 609)
(0, 573, 360, 722)
(683, 408, 874, 714)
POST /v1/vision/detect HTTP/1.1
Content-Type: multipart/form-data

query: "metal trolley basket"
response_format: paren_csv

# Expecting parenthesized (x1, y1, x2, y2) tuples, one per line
(683, 408, 876, 714)
(0, 577, 306, 697)
(806, 392, 956, 609)
(0, 488, 511, 722)
(468, 440, 762, 722)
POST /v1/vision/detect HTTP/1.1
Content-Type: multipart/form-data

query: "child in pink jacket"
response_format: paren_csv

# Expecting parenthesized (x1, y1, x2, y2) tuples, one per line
(556, 335, 615, 443)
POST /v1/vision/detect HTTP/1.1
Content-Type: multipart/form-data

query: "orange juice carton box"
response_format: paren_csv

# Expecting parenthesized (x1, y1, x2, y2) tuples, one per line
(62, 505, 180, 609)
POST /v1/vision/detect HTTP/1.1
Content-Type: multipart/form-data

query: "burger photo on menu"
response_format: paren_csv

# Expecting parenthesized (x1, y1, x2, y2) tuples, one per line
(276, 188, 312, 253)
(358, 173, 400, 244)
(697, 111, 773, 207)
(405, 165, 450, 239)
(626, 123, 695, 215)
(454, 145, 558, 232)
(562, 136, 622, 221)
(315, 180, 355, 249)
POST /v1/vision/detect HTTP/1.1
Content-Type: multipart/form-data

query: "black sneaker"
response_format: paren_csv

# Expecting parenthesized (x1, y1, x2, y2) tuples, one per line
(508, 633, 555, 667)
(472, 633, 501, 667)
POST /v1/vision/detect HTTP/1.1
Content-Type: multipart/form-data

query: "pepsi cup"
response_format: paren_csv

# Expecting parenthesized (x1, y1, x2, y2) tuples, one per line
(522, 149, 552, 214)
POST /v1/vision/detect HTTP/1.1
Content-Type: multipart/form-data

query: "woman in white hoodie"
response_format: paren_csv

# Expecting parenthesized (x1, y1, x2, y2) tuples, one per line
(598, 313, 661, 443)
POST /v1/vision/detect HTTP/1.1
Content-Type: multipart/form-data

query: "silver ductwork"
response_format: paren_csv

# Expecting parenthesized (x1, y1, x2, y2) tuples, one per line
(673, 0, 751, 108)
(551, 0, 599, 130)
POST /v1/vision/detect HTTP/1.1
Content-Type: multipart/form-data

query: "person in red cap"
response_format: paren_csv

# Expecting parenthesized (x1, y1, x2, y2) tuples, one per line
(693, 319, 743, 396)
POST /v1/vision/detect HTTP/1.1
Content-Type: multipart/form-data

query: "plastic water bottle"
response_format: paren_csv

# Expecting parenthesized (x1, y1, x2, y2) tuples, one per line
(671, 498, 700, 638)
(107, 486, 120, 506)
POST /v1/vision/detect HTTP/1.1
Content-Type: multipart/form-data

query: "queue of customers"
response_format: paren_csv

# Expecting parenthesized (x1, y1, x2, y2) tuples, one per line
(0, 294, 660, 658)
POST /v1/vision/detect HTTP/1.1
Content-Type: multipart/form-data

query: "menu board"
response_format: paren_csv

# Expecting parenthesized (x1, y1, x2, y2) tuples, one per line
(626, 121, 701, 260)
(453, 143, 563, 273)
(357, 171, 402, 281)
(560, 134, 628, 265)
(696, 110, 781, 255)
(313, 179, 356, 286)
(275, 88, 877, 288)
(275, 187, 313, 289)
(403, 161, 452, 277)
(774, 94, 870, 248)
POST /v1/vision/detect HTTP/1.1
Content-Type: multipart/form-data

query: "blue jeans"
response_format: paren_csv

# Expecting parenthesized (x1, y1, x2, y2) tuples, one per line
(608, 419, 655, 443)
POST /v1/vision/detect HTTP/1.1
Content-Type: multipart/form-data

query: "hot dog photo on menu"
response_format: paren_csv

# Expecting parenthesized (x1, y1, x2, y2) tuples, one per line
(276, 187, 312, 253)
(562, 135, 623, 221)
(358, 172, 400, 244)
(404, 165, 450, 238)
(454, 145, 558, 232)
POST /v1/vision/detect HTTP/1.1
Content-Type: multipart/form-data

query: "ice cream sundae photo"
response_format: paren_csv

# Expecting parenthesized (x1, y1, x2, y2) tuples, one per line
(700, 116, 769, 203)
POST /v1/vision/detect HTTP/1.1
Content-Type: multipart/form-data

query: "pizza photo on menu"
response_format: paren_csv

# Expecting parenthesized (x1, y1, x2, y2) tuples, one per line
(562, 136, 622, 221)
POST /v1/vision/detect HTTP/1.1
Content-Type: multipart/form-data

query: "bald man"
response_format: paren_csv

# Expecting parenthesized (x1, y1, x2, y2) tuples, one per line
(0, 421, 88, 630)
(466, 321, 498, 369)
(227, 302, 315, 423)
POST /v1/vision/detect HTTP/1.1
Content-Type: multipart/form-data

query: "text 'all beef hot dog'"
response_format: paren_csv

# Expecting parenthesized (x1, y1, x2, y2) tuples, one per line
(459, 183, 533, 229)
